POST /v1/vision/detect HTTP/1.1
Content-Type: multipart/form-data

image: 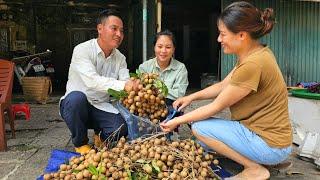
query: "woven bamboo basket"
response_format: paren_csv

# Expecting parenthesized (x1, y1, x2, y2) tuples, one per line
(21, 77, 52, 104)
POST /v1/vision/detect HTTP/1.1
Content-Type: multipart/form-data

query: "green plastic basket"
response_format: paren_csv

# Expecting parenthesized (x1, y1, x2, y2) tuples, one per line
(290, 89, 320, 100)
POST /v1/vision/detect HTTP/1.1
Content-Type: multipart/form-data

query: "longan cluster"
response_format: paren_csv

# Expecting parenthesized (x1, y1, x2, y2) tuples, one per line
(43, 136, 220, 180)
(121, 73, 168, 124)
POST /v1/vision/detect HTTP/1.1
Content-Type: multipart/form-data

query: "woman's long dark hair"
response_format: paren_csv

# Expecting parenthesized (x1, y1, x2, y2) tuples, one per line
(218, 1, 275, 39)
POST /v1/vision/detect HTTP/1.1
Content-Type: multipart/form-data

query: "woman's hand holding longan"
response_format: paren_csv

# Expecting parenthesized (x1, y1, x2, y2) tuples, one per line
(160, 118, 180, 132)
(173, 96, 193, 111)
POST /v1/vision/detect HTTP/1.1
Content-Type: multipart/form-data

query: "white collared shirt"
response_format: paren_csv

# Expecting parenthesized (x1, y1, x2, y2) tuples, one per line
(60, 39, 129, 113)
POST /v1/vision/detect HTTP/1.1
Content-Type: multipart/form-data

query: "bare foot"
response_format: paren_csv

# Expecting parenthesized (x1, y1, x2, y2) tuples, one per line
(226, 165, 270, 180)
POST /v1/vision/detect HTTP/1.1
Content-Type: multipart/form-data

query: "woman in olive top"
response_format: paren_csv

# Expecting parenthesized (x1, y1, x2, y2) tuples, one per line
(139, 30, 189, 106)
(160, 2, 292, 180)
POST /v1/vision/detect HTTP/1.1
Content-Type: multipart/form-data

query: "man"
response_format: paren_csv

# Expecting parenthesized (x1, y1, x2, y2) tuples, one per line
(60, 9, 139, 154)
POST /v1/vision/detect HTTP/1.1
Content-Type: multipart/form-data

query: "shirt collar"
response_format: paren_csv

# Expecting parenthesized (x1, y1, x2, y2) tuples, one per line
(95, 39, 116, 58)
(154, 57, 178, 71)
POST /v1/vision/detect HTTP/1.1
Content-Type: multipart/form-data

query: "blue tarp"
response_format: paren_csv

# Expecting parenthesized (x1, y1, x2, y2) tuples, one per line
(37, 149, 80, 180)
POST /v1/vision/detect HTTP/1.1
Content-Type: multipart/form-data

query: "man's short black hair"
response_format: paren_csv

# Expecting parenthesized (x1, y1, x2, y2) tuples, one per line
(97, 9, 122, 25)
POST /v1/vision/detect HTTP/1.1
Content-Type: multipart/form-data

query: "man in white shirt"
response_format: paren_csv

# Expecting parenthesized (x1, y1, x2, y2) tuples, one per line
(60, 9, 139, 153)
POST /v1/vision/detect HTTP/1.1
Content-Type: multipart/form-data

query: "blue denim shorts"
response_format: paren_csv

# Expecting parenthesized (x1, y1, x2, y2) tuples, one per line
(192, 118, 292, 165)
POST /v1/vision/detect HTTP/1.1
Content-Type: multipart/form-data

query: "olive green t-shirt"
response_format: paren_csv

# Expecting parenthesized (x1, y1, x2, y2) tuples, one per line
(230, 47, 292, 148)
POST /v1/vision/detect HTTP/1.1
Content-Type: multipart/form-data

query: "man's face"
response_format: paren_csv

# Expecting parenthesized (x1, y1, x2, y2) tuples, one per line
(97, 15, 124, 49)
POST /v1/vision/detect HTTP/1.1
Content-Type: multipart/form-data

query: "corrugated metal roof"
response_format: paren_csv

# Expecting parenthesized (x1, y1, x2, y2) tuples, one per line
(221, 0, 320, 85)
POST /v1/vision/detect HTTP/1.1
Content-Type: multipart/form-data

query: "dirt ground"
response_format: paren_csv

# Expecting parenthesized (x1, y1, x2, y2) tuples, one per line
(1, 95, 320, 179)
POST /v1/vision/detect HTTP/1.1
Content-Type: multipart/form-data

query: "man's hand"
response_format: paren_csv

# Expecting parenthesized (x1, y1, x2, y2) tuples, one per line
(160, 118, 180, 133)
(124, 79, 140, 92)
(173, 95, 193, 111)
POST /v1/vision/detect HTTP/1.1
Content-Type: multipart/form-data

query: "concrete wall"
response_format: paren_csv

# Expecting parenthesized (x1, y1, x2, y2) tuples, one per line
(288, 96, 320, 144)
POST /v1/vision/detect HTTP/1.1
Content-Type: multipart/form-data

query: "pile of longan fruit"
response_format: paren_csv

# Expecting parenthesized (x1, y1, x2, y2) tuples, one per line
(43, 136, 220, 180)
(121, 73, 168, 125)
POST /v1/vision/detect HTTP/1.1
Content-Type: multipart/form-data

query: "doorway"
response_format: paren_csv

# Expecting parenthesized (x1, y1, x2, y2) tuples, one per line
(161, 0, 221, 88)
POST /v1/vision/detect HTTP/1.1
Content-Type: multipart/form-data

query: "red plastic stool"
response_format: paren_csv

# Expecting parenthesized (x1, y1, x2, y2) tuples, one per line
(11, 103, 31, 121)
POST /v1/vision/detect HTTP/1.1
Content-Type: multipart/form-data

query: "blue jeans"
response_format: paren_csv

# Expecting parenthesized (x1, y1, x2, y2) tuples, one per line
(192, 118, 292, 165)
(60, 91, 127, 147)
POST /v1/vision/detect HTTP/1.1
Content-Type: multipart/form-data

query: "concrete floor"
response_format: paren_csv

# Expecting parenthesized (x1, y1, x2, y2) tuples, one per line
(0, 95, 319, 180)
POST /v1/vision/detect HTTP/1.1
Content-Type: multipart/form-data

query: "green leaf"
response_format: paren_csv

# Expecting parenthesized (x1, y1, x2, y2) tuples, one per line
(153, 79, 168, 97)
(108, 89, 121, 99)
(136, 159, 146, 164)
(95, 175, 106, 180)
(143, 164, 150, 169)
(154, 79, 162, 88)
(107, 88, 128, 100)
(120, 90, 128, 97)
(87, 164, 98, 176)
(97, 166, 103, 175)
(71, 169, 80, 173)
(141, 174, 149, 180)
(132, 172, 138, 180)
(162, 85, 168, 97)
(130, 72, 138, 78)
(133, 172, 146, 180)
(151, 160, 161, 173)
(136, 69, 142, 76)
(137, 172, 147, 179)
(132, 69, 143, 79)
(126, 169, 132, 180)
